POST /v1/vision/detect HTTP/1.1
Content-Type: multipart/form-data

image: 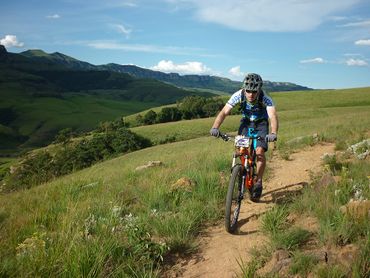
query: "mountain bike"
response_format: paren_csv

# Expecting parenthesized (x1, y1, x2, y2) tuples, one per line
(219, 128, 263, 233)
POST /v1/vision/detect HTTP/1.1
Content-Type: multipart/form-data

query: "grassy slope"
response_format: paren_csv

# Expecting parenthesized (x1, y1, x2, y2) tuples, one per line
(131, 87, 370, 146)
(0, 87, 369, 276)
(0, 84, 161, 153)
(0, 53, 214, 153)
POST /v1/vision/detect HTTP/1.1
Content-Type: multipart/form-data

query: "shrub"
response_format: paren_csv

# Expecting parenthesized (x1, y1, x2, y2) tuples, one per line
(157, 107, 182, 123)
(4, 128, 152, 191)
(53, 128, 73, 145)
(143, 110, 157, 125)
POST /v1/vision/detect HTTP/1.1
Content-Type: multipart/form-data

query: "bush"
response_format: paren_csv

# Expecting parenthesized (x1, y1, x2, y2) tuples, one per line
(4, 128, 152, 191)
(4, 151, 54, 191)
(143, 110, 157, 125)
(157, 107, 182, 123)
(53, 128, 73, 145)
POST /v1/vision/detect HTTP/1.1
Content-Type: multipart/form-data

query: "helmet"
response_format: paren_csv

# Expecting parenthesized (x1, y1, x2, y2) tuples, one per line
(242, 73, 263, 92)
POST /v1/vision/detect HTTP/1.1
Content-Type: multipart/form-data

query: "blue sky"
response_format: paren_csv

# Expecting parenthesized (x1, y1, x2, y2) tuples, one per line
(1, 0, 370, 89)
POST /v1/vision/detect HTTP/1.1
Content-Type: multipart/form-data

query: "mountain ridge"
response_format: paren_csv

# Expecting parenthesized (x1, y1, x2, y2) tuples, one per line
(18, 47, 312, 93)
(0, 45, 212, 153)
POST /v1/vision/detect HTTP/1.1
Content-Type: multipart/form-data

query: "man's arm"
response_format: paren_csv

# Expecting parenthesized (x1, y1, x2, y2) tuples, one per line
(266, 106, 279, 134)
(212, 104, 233, 129)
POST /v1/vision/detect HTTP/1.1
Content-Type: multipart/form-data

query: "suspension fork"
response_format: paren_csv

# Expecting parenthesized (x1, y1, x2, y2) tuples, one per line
(231, 153, 247, 196)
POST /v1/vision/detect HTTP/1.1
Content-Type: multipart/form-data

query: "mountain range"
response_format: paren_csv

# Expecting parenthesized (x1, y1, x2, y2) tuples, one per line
(0, 45, 311, 154)
(18, 48, 312, 93)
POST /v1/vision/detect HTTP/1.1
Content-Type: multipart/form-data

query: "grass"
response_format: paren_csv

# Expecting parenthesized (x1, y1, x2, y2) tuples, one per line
(261, 205, 289, 235)
(0, 136, 230, 276)
(0, 87, 162, 153)
(290, 158, 370, 246)
(315, 265, 347, 278)
(289, 251, 319, 276)
(272, 227, 311, 250)
(256, 133, 370, 277)
(1, 87, 370, 276)
(261, 206, 311, 251)
(130, 87, 370, 153)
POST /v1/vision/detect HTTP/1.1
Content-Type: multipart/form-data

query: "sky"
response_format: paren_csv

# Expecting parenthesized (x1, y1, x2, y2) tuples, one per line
(1, 0, 370, 89)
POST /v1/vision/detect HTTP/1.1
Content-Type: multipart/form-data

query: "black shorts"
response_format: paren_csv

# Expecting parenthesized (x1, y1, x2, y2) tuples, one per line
(238, 119, 269, 151)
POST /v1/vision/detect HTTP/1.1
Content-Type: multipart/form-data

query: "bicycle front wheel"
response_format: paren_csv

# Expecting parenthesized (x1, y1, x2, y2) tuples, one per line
(225, 164, 244, 233)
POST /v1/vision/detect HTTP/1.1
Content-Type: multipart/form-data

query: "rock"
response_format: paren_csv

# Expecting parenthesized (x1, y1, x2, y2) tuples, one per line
(170, 177, 195, 192)
(257, 249, 291, 276)
(10, 166, 17, 174)
(336, 244, 360, 271)
(347, 139, 370, 160)
(287, 136, 305, 145)
(312, 133, 319, 142)
(274, 249, 290, 261)
(135, 161, 163, 171)
(286, 134, 320, 145)
(321, 152, 335, 161)
(315, 172, 336, 189)
(0, 44, 7, 56)
(339, 199, 370, 220)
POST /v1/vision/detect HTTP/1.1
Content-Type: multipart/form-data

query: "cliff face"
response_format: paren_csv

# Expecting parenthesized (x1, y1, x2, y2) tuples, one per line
(100, 64, 312, 93)
(0, 45, 7, 59)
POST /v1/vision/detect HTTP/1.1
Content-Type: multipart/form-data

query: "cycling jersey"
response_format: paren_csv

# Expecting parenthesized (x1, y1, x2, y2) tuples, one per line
(226, 89, 274, 122)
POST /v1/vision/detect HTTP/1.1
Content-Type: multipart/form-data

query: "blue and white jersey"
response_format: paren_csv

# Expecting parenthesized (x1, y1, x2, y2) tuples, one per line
(226, 89, 274, 121)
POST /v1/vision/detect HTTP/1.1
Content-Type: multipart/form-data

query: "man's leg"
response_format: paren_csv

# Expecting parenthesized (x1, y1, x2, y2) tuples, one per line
(256, 146, 266, 182)
(251, 121, 268, 201)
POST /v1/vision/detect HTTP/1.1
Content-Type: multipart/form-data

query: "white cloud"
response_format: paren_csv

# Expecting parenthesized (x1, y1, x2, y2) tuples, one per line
(151, 60, 212, 74)
(87, 41, 208, 56)
(328, 16, 348, 22)
(343, 53, 362, 56)
(228, 66, 244, 77)
(340, 20, 370, 27)
(300, 57, 326, 64)
(346, 58, 368, 66)
(46, 14, 60, 19)
(119, 1, 137, 7)
(355, 39, 370, 46)
(0, 35, 24, 48)
(165, 0, 360, 32)
(114, 24, 132, 38)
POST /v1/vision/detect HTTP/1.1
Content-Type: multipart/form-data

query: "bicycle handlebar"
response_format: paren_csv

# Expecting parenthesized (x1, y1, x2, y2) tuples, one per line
(219, 132, 232, 141)
(218, 132, 264, 142)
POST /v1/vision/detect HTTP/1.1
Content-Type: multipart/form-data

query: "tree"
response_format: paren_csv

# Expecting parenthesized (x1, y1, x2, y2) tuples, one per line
(179, 96, 207, 119)
(53, 128, 73, 145)
(203, 98, 224, 117)
(135, 114, 144, 126)
(143, 110, 157, 125)
(157, 107, 182, 123)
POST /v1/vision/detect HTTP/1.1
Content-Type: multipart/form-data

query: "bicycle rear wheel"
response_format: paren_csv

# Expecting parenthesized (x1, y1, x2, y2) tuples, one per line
(225, 164, 244, 233)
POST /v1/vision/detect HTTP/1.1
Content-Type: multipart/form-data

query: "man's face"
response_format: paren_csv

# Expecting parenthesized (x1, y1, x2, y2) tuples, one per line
(244, 89, 258, 102)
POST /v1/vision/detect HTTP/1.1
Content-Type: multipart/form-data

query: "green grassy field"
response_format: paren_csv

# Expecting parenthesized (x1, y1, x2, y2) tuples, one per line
(0, 87, 369, 276)
(0, 85, 161, 154)
(131, 87, 370, 149)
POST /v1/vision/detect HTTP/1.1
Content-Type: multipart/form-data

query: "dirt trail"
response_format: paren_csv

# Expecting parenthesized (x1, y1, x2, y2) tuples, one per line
(168, 143, 335, 278)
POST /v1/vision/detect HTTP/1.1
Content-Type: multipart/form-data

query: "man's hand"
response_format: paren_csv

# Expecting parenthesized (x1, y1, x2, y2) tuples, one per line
(265, 133, 277, 142)
(210, 128, 220, 137)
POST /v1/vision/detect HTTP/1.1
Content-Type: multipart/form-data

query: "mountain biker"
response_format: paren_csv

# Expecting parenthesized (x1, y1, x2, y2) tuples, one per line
(210, 73, 279, 202)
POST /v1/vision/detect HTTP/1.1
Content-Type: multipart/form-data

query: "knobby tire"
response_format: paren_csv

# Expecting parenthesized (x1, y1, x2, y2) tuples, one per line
(225, 164, 243, 233)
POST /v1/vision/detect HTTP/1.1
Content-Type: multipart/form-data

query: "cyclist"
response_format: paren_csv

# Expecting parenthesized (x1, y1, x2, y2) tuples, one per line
(210, 73, 279, 201)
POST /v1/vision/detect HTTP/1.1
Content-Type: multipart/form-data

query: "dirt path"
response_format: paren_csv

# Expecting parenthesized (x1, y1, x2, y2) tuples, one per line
(167, 143, 335, 278)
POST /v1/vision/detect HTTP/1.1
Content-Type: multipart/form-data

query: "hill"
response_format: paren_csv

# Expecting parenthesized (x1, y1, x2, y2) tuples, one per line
(0, 87, 369, 277)
(20, 49, 97, 70)
(0, 45, 313, 154)
(91, 64, 313, 93)
(0, 45, 212, 154)
(19, 48, 313, 93)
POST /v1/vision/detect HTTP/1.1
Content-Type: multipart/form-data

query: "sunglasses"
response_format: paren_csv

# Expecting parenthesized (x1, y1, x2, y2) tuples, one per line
(244, 90, 258, 94)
